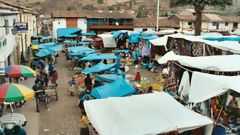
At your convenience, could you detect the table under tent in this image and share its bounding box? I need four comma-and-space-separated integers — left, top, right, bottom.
158, 50, 240, 134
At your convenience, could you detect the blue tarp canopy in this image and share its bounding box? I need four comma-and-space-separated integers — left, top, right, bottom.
38, 42, 56, 49
80, 53, 117, 61
96, 74, 123, 83
129, 33, 141, 44
140, 34, 158, 40
32, 35, 42, 38
63, 40, 71, 44
39, 42, 56, 46
111, 31, 127, 38
113, 49, 129, 54
68, 50, 95, 58
42, 36, 53, 40
67, 46, 94, 53
204, 36, 240, 41
64, 34, 79, 38
36, 49, 53, 57
82, 31, 97, 36
91, 79, 136, 99
31, 40, 39, 45
82, 62, 116, 74
57, 28, 81, 38
48, 45, 62, 52
66, 41, 91, 45
68, 52, 94, 58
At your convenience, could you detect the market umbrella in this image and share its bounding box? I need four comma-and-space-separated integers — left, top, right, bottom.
5, 65, 36, 78
0, 83, 34, 102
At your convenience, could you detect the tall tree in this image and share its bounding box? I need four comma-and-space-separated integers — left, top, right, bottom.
170, 0, 233, 35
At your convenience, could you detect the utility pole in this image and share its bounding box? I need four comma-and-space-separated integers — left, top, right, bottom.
156, 0, 160, 32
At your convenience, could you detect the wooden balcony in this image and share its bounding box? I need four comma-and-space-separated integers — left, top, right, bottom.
89, 24, 134, 30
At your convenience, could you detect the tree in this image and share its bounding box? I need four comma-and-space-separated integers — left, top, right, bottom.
97, 0, 103, 4
236, 9, 240, 16
128, 0, 135, 8
170, 0, 233, 35
136, 5, 147, 18
83, 4, 95, 10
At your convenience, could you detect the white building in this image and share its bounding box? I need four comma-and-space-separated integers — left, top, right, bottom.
0, 1, 37, 83
0, 6, 19, 81
205, 14, 240, 32
52, 10, 87, 39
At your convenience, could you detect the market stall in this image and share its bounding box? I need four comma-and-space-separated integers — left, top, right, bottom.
84, 92, 213, 135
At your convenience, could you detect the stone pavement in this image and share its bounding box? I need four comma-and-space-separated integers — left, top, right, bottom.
14, 52, 80, 135
10, 51, 160, 135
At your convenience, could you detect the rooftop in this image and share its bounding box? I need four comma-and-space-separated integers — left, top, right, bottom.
134, 17, 179, 28
52, 10, 134, 19
173, 14, 210, 22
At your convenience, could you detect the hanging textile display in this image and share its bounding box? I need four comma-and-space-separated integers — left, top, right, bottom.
167, 62, 177, 91
184, 40, 192, 56
192, 42, 203, 57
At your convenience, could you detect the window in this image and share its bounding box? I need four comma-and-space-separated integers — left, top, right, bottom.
212, 22, 219, 26
3, 39, 6, 47
188, 22, 192, 26
233, 23, 238, 29
4, 19, 9, 35
225, 22, 229, 26
13, 19, 16, 26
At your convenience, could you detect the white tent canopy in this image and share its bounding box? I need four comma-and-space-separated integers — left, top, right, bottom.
84, 92, 213, 135
158, 51, 240, 72
186, 72, 240, 103
150, 36, 168, 47
98, 34, 116, 48
154, 33, 240, 53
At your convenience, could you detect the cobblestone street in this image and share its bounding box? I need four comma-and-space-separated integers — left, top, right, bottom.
11, 51, 160, 135
15, 52, 80, 135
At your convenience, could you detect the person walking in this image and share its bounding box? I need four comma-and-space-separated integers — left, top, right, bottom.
51, 70, 58, 87
20, 52, 25, 65
43, 73, 49, 87
32, 81, 45, 112
84, 74, 92, 91
68, 78, 76, 96
135, 72, 141, 83
80, 111, 90, 135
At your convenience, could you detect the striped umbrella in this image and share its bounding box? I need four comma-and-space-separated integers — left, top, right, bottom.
0, 83, 34, 102
5, 65, 36, 78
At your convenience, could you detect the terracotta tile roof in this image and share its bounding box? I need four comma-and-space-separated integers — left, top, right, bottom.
174, 15, 210, 22
204, 14, 223, 22
134, 18, 154, 27
204, 14, 240, 23
0, 0, 36, 13
134, 17, 179, 28
159, 19, 179, 28
90, 25, 133, 30
52, 10, 134, 19
219, 16, 240, 23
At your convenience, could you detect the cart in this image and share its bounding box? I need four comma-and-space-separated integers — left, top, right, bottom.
45, 85, 58, 101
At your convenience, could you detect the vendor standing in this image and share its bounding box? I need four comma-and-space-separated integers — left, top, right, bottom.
84, 74, 92, 91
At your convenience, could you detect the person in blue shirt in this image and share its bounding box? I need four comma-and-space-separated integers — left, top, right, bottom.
4, 125, 26, 135
68, 78, 76, 96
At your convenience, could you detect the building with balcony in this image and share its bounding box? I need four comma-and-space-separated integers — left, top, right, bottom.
52, 10, 135, 38
0, 0, 37, 83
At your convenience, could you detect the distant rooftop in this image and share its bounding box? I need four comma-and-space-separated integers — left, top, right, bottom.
134, 17, 179, 28
52, 10, 135, 19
